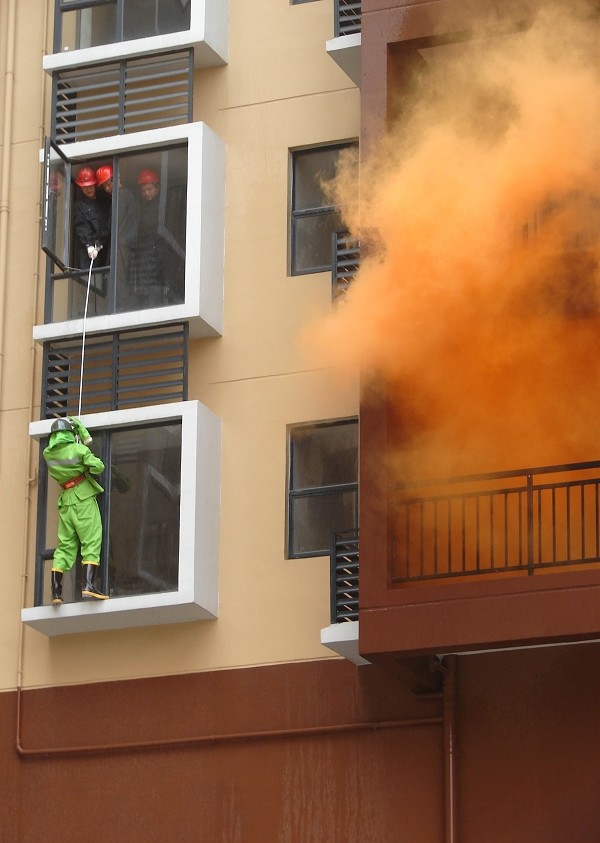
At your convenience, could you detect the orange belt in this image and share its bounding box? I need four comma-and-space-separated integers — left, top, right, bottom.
62, 473, 86, 490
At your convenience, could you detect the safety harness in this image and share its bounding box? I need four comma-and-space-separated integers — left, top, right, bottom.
61, 473, 86, 490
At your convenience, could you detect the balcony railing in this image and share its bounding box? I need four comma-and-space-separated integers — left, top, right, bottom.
391, 461, 600, 583
329, 461, 600, 619
334, 0, 361, 37
332, 231, 360, 301
330, 529, 359, 623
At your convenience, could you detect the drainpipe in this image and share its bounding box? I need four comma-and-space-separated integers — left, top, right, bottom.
443, 655, 458, 843
14, 0, 50, 704
0, 0, 17, 451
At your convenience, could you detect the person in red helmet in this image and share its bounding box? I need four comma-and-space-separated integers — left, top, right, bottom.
133, 167, 185, 308
72, 165, 111, 271
133, 168, 164, 307
96, 164, 139, 310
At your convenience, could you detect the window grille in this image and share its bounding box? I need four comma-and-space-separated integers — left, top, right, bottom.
332, 231, 360, 300
330, 529, 359, 623
334, 0, 361, 37
41, 323, 188, 417
52, 50, 193, 142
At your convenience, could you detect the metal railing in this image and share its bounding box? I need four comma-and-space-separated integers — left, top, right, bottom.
42, 323, 188, 418
52, 50, 193, 142
390, 461, 600, 582
334, 0, 361, 37
330, 529, 359, 623
332, 231, 360, 301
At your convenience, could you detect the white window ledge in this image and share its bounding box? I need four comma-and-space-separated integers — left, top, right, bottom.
321, 621, 370, 666
326, 33, 361, 87
22, 400, 220, 637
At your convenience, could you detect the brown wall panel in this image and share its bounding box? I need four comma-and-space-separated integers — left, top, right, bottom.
457, 644, 600, 843
2, 649, 599, 841
2, 660, 443, 843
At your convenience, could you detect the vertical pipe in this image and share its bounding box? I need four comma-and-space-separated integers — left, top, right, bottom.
444, 655, 457, 843
0, 0, 17, 452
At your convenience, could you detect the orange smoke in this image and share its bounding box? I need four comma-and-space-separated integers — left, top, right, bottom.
309, 4, 600, 479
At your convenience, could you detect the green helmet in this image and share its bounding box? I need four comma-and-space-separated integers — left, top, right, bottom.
50, 418, 74, 433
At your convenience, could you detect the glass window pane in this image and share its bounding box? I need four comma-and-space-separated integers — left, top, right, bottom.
123, 0, 191, 39
60, 6, 117, 51
118, 147, 187, 312
43, 150, 68, 270
292, 209, 342, 274
108, 424, 181, 597
294, 148, 341, 211
291, 491, 357, 556
51, 269, 110, 322
291, 421, 358, 489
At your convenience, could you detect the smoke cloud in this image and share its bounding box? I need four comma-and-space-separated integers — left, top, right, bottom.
309, 2, 600, 480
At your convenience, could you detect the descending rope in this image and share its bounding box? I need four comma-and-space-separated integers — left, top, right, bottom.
77, 254, 95, 418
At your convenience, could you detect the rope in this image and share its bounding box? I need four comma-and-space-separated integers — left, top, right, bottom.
77, 253, 95, 418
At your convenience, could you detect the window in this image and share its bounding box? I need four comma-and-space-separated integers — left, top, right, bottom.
288, 418, 358, 558
22, 400, 220, 635
290, 142, 357, 275
55, 0, 191, 53
37, 121, 225, 341
44, 143, 187, 320
45, 0, 227, 72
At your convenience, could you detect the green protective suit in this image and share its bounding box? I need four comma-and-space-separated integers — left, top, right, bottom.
43, 428, 105, 574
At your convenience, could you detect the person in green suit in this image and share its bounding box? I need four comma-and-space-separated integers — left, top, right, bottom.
43, 417, 109, 604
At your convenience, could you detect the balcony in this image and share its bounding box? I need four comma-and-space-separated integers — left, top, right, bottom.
324, 461, 600, 664
326, 1, 361, 86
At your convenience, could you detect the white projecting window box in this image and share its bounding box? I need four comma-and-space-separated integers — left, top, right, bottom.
22, 400, 220, 637
36, 122, 225, 343
44, 0, 228, 72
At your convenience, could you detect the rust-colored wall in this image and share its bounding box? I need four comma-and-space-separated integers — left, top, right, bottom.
1, 648, 598, 841
2, 660, 444, 843
456, 643, 600, 843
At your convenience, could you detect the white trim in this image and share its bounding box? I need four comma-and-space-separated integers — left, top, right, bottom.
326, 33, 361, 87
321, 621, 370, 666
22, 400, 221, 636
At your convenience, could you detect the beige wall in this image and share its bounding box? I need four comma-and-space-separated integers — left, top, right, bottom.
1, 0, 360, 690
0, 0, 52, 690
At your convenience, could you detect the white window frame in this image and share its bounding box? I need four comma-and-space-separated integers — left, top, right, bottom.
35, 122, 226, 343
22, 400, 221, 636
44, 0, 228, 73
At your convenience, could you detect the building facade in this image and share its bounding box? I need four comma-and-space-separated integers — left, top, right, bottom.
0, 0, 598, 841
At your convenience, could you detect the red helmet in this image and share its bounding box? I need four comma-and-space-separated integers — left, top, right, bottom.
137, 168, 159, 186
75, 166, 97, 187
96, 164, 113, 186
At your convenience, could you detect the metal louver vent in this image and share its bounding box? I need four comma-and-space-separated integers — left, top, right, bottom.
52, 50, 193, 142
332, 231, 360, 301
335, 0, 361, 37
42, 323, 188, 418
